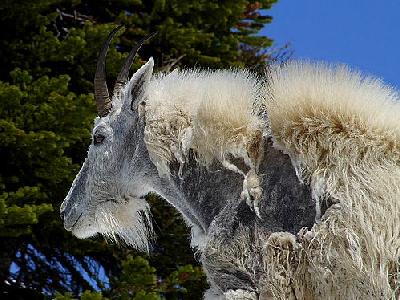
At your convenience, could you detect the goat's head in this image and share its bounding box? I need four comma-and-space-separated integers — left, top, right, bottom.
60, 26, 156, 251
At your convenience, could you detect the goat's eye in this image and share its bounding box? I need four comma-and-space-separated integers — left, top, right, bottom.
93, 134, 105, 145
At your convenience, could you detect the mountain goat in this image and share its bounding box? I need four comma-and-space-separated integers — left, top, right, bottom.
60, 27, 399, 299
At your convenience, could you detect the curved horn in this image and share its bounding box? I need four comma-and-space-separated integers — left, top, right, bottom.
113, 32, 157, 96
94, 25, 124, 117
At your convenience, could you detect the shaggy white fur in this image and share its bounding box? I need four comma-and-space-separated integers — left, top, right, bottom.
144, 69, 267, 177
264, 61, 400, 299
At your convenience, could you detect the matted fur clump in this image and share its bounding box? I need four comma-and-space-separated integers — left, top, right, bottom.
144, 69, 267, 177
263, 62, 400, 299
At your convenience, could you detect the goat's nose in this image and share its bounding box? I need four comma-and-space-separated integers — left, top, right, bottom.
60, 199, 83, 231
60, 199, 68, 221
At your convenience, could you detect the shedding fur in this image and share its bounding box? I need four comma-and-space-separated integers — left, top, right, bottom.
145, 69, 266, 176
263, 61, 400, 299
144, 69, 267, 215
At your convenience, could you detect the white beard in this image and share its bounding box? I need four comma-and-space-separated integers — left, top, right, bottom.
95, 197, 153, 252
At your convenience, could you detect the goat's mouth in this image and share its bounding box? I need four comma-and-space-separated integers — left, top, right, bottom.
63, 206, 99, 239
70, 214, 99, 239
64, 195, 153, 251
64, 212, 83, 232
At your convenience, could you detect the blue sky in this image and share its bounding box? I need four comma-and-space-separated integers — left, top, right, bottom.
261, 0, 400, 89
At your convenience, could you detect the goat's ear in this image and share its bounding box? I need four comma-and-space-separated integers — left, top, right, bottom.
125, 57, 154, 114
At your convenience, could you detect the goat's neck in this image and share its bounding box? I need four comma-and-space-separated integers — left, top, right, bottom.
165, 152, 244, 231
135, 138, 243, 239
136, 134, 317, 249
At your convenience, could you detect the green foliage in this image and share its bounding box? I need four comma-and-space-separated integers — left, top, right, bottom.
81, 291, 108, 300
110, 255, 205, 299
114, 256, 158, 298
0, 0, 278, 298
0, 68, 94, 237
56, 254, 206, 299
55, 290, 108, 300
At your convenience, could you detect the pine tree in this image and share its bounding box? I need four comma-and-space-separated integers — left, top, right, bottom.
0, 0, 278, 298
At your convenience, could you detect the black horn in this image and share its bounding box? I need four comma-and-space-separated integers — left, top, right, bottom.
113, 32, 157, 96
94, 25, 124, 117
